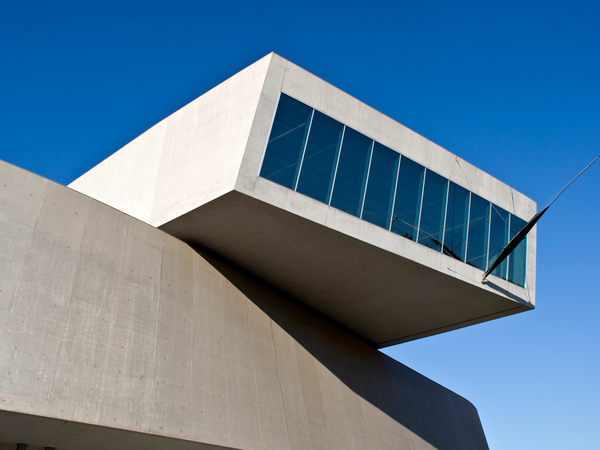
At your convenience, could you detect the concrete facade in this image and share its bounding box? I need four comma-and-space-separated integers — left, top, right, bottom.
1, 161, 488, 449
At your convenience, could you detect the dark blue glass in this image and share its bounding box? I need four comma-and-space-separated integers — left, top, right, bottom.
466, 194, 490, 271
296, 111, 344, 203
330, 128, 372, 217
444, 182, 469, 261
362, 143, 400, 229
508, 215, 527, 287
260, 94, 313, 189
418, 170, 448, 251
489, 206, 510, 279
260, 94, 521, 279
391, 157, 424, 241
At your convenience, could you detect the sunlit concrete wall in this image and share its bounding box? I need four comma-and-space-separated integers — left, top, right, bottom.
0, 161, 488, 449
69, 55, 270, 225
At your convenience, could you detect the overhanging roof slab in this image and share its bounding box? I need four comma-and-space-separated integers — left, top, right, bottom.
161, 189, 532, 348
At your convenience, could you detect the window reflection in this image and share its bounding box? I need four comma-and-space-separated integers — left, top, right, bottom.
296, 111, 344, 203
418, 170, 448, 251
362, 143, 399, 229
330, 128, 372, 217
391, 157, 424, 241
466, 193, 490, 271
508, 216, 527, 286
444, 182, 469, 261
489, 206, 510, 279
261, 94, 313, 189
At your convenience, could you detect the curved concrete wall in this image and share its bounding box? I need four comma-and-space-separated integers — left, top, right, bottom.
0, 161, 488, 449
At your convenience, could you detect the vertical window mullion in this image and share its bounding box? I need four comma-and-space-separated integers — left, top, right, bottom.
327, 125, 345, 205
258, 93, 283, 172
506, 214, 512, 281
388, 155, 401, 230
486, 202, 492, 271
464, 192, 472, 262
415, 169, 427, 243
522, 236, 527, 287
441, 180, 449, 252
293, 109, 314, 191
359, 141, 374, 218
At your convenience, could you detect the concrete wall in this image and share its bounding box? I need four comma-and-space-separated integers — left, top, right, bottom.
69, 55, 271, 225
0, 161, 489, 449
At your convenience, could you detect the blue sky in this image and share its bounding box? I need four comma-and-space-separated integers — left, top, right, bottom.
1, 1, 599, 448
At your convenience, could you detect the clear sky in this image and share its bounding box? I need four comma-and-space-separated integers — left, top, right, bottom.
1, 1, 599, 448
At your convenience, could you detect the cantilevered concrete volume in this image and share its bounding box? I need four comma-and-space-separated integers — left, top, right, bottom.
71, 52, 537, 347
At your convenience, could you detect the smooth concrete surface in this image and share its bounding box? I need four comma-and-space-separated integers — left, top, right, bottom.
1, 161, 489, 449
161, 190, 531, 347
69, 53, 536, 345
0, 410, 232, 450
69, 55, 269, 225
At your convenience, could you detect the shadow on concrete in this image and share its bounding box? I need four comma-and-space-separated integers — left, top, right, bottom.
198, 249, 489, 450
482, 279, 533, 305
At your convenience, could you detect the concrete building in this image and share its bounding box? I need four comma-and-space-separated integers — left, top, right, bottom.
0, 53, 536, 449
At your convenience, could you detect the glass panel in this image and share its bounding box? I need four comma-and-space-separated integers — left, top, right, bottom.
444, 182, 469, 261
330, 128, 372, 217
260, 94, 313, 189
391, 157, 425, 241
466, 193, 490, 270
296, 111, 344, 203
260, 95, 520, 278
362, 143, 400, 229
418, 170, 448, 251
489, 206, 510, 279
508, 215, 527, 287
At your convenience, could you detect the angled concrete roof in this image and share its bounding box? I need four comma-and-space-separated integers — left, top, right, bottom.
70, 53, 537, 347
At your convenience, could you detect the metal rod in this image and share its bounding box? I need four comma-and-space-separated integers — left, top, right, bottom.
482, 155, 599, 283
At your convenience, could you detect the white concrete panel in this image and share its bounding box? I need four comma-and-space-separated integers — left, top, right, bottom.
68, 121, 167, 223
0, 182, 90, 417
0, 163, 48, 348
70, 54, 273, 228
149, 237, 195, 439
